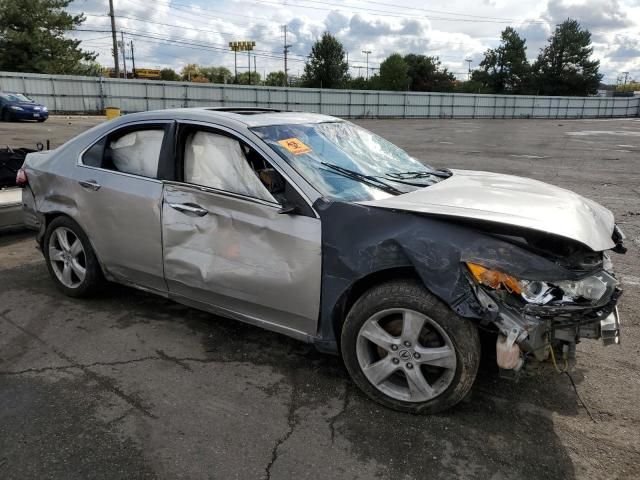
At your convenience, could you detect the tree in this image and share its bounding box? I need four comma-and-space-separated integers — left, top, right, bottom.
616, 80, 639, 92
472, 27, 530, 94
453, 79, 492, 94
302, 32, 349, 88
190, 75, 210, 83
79, 61, 104, 77
348, 76, 370, 90
532, 19, 602, 96
199, 66, 232, 83
0, 0, 96, 74
265, 71, 286, 86
236, 71, 261, 85
404, 54, 455, 92
159, 68, 180, 81
377, 53, 409, 91
181, 63, 201, 81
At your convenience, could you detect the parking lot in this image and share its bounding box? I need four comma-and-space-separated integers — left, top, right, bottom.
1, 115, 639, 479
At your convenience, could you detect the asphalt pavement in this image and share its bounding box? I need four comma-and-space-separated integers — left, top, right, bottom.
1, 115, 639, 479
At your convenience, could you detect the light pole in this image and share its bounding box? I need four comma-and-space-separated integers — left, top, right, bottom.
465, 58, 472, 80
362, 50, 371, 80
229, 41, 255, 84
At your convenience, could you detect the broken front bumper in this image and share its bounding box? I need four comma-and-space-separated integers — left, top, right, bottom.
473, 276, 622, 369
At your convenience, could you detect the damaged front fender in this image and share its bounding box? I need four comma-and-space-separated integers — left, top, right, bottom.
315, 200, 595, 351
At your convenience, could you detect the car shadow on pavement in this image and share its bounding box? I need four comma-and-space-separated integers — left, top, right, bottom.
106, 282, 580, 480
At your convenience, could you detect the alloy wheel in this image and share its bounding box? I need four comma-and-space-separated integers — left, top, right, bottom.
355, 308, 457, 403
48, 227, 87, 288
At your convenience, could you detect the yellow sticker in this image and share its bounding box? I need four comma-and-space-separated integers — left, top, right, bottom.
277, 138, 311, 155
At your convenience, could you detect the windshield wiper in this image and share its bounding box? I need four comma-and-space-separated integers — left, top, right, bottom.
320, 162, 402, 195
386, 168, 452, 180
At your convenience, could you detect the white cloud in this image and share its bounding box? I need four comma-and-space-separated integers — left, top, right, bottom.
67, 0, 640, 83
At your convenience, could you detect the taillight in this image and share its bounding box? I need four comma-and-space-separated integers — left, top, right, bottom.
16, 168, 28, 188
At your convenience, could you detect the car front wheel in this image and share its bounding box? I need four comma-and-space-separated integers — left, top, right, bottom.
43, 216, 104, 297
341, 279, 481, 414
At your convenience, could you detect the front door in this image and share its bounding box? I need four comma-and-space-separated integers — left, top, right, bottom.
161, 125, 322, 337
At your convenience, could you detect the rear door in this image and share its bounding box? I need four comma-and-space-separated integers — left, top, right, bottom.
161, 123, 322, 337
74, 121, 174, 292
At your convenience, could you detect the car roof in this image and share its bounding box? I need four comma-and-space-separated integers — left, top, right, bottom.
118, 108, 340, 128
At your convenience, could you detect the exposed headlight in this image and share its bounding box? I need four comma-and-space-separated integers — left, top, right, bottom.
10, 105, 24, 111
466, 262, 612, 305
42, 106, 48, 112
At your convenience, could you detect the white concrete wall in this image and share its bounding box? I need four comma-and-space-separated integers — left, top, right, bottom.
1, 71, 638, 118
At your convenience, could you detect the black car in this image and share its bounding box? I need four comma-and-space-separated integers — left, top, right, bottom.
0, 92, 48, 122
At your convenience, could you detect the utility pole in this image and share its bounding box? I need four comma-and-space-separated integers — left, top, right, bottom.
108, 0, 119, 77
130, 41, 136, 78
465, 58, 472, 80
283, 25, 291, 87
362, 50, 371, 80
233, 48, 238, 83
120, 31, 127, 79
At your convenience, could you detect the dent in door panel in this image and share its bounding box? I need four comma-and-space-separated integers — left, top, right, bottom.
162, 184, 322, 333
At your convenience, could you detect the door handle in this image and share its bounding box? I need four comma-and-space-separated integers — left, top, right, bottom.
78, 179, 101, 191
168, 202, 209, 217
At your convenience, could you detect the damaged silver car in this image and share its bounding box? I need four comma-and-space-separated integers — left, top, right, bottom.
19, 108, 625, 414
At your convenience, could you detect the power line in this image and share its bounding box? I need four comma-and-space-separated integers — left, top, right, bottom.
341, 0, 543, 22
244, 0, 550, 25
77, 13, 311, 60
75, 28, 308, 64
125, 0, 640, 39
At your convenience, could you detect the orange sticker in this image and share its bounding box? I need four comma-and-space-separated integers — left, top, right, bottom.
277, 138, 311, 155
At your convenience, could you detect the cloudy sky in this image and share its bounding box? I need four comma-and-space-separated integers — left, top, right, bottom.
69, 0, 640, 83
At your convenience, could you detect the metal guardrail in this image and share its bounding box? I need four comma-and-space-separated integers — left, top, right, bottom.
1, 71, 638, 119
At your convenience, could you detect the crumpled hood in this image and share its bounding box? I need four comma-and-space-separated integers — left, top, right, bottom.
359, 169, 616, 252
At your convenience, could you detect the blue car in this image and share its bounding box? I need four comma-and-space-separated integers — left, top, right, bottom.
0, 92, 49, 122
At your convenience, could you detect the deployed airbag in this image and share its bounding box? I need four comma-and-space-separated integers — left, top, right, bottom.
110, 130, 163, 178
184, 131, 275, 202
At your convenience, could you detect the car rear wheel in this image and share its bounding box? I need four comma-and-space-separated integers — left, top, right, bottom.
43, 216, 104, 297
341, 279, 481, 414
1, 109, 12, 122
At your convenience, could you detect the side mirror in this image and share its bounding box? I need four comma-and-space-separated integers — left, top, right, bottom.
277, 202, 298, 215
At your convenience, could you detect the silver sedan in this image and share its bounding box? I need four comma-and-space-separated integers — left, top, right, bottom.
20, 108, 624, 413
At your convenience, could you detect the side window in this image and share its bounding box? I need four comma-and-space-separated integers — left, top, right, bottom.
82, 127, 164, 179
183, 130, 281, 203
107, 130, 164, 178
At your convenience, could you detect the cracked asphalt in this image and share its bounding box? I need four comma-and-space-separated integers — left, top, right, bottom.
1, 116, 640, 479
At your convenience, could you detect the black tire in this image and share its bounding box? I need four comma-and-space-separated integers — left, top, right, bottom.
37, 118, 46, 123
1, 109, 12, 122
341, 279, 481, 414
43, 216, 105, 297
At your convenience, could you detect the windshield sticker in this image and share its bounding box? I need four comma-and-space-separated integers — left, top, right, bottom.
277, 138, 311, 155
